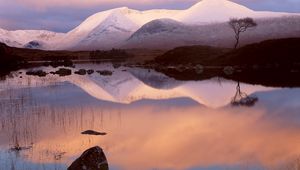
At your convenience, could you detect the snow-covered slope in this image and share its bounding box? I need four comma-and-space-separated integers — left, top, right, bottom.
124, 19, 192, 49
0, 28, 64, 49
177, 0, 288, 24
1, 0, 298, 50
125, 16, 300, 49
56, 7, 180, 50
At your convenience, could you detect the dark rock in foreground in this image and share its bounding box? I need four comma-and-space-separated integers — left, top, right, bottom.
68, 146, 109, 170
81, 130, 107, 136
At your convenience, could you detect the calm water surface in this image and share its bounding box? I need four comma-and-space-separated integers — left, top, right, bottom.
0, 64, 300, 170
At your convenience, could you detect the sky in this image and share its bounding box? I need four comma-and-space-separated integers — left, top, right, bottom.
0, 0, 299, 33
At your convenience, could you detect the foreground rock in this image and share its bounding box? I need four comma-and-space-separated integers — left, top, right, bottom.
68, 146, 109, 170
81, 130, 107, 136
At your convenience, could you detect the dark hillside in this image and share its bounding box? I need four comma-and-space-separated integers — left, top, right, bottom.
217, 38, 300, 66
155, 45, 229, 65
155, 38, 300, 67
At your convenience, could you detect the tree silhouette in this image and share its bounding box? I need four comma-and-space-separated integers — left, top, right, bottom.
229, 17, 257, 49
231, 81, 258, 107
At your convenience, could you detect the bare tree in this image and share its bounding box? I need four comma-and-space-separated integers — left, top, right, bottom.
229, 17, 257, 49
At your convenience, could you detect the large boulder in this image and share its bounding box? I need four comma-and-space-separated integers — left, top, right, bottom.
68, 146, 109, 170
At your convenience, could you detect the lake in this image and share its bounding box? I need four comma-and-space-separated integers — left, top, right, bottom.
0, 64, 300, 170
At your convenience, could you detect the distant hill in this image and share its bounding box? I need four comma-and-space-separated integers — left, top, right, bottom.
0, 42, 132, 76
0, 43, 25, 75
155, 45, 229, 65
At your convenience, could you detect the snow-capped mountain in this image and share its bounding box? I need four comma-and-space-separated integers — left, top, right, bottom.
0, 0, 299, 50
0, 28, 64, 49
56, 7, 180, 50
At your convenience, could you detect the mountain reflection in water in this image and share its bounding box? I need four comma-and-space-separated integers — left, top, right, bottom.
0, 64, 300, 170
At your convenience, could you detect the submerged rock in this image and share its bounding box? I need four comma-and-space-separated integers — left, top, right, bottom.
81, 130, 107, 136
97, 70, 113, 76
68, 146, 109, 170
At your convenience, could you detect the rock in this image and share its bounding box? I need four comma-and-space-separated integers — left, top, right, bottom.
75, 69, 87, 75
87, 70, 94, 75
81, 130, 107, 136
195, 64, 204, 74
223, 66, 235, 75
54, 68, 72, 76
68, 146, 109, 170
26, 70, 47, 77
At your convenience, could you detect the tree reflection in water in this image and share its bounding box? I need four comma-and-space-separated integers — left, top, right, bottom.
231, 81, 258, 107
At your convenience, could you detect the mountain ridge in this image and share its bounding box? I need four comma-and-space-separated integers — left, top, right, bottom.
0, 0, 299, 50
